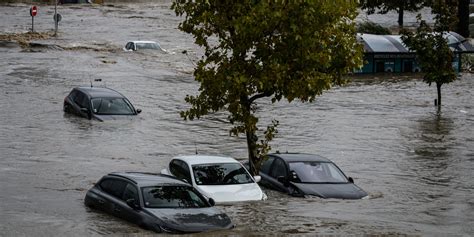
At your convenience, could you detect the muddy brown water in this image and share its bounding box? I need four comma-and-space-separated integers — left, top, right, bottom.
1, 2, 473, 236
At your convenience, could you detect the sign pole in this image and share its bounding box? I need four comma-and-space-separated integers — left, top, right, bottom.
32, 14, 34, 32
54, 1, 58, 36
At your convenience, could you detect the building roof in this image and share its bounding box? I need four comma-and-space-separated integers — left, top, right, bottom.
175, 155, 240, 166
358, 31, 474, 54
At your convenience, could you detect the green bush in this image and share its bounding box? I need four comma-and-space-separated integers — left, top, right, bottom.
357, 21, 391, 35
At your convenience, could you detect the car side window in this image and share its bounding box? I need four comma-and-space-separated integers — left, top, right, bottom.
260, 156, 275, 174
170, 160, 191, 183
270, 158, 287, 179
73, 91, 89, 109
99, 178, 127, 199
122, 183, 139, 205
68, 90, 78, 101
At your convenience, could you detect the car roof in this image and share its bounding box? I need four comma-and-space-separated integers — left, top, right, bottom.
269, 153, 332, 163
107, 172, 190, 187
174, 155, 240, 166
75, 86, 125, 98
128, 41, 158, 44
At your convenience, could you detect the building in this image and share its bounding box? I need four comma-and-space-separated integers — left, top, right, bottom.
356, 32, 474, 74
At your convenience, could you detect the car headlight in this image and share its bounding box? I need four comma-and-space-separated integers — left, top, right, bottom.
361, 195, 370, 200
262, 192, 268, 200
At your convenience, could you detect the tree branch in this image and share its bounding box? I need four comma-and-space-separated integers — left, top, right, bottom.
249, 91, 273, 104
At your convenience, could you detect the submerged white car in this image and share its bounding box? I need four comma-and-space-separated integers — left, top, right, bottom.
161, 155, 267, 203
123, 41, 167, 53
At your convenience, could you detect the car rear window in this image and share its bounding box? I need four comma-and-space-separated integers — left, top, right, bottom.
192, 163, 254, 185
142, 186, 208, 208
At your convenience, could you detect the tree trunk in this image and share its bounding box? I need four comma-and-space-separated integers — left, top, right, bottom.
398, 6, 404, 27
436, 82, 442, 108
242, 96, 258, 176
457, 0, 470, 37
245, 129, 258, 176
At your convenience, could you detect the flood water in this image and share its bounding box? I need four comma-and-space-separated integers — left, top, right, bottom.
1, 2, 473, 236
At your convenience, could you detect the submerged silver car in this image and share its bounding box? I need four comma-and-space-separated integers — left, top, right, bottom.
63, 86, 141, 121
84, 172, 233, 234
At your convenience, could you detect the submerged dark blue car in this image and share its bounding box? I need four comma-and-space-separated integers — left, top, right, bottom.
84, 172, 233, 234
257, 153, 368, 199
64, 86, 141, 121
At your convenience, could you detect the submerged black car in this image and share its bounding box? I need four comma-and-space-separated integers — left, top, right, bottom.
84, 172, 233, 234
64, 86, 141, 121
257, 153, 368, 199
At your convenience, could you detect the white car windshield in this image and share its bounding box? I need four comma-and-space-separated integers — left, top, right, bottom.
142, 186, 208, 208
289, 162, 348, 183
91, 98, 134, 115
192, 163, 254, 185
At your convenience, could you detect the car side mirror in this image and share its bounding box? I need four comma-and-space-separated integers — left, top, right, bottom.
253, 175, 261, 183
277, 176, 290, 187
136, 109, 142, 114
208, 198, 215, 207
126, 199, 140, 210
289, 170, 299, 181
348, 177, 354, 183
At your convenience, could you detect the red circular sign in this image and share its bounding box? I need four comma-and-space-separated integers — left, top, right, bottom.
30, 6, 37, 17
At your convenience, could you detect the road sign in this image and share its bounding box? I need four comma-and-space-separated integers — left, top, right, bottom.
54, 13, 62, 22
30, 6, 37, 17
30, 6, 37, 32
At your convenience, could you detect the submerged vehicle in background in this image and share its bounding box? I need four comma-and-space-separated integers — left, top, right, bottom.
161, 155, 267, 203
84, 172, 233, 234
123, 41, 167, 53
256, 153, 368, 199
63, 86, 141, 121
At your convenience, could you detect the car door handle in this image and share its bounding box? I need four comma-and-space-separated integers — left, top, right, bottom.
98, 200, 105, 204
113, 206, 121, 213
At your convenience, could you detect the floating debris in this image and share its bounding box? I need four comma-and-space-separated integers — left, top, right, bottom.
0, 31, 53, 48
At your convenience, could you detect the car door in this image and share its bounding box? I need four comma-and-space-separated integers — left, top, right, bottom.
118, 182, 143, 225
97, 178, 127, 216
68, 89, 82, 115
72, 91, 91, 118
258, 156, 274, 187
268, 158, 290, 193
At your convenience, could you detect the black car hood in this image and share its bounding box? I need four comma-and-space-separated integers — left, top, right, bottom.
144, 207, 232, 233
291, 182, 368, 199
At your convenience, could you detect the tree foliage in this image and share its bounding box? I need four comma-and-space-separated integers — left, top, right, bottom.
357, 21, 392, 35
360, 0, 425, 27
172, 1, 363, 174
401, 0, 458, 108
